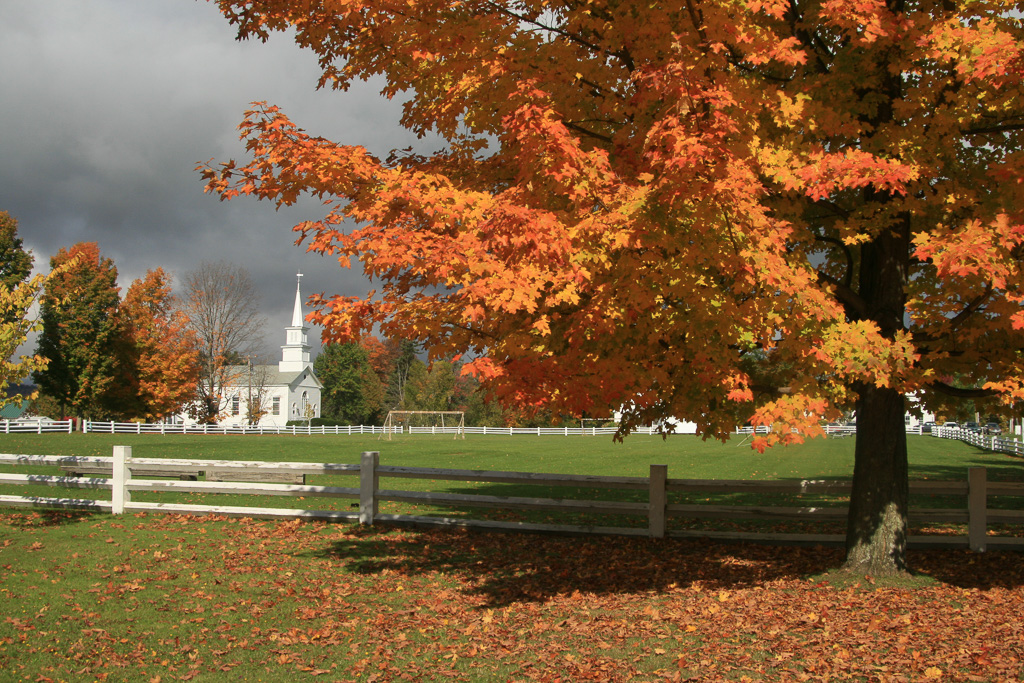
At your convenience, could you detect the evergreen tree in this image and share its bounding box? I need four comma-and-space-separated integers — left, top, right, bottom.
34, 243, 120, 418
314, 341, 385, 424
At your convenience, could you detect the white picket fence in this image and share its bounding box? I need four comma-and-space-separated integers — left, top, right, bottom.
1, 448, 1021, 551
8, 421, 1023, 454
1, 419, 74, 434
932, 425, 1024, 457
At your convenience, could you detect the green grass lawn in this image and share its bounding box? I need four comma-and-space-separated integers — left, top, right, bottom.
1, 430, 1017, 479
1, 511, 1023, 682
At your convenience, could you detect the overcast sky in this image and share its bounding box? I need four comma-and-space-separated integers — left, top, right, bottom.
1, 0, 435, 357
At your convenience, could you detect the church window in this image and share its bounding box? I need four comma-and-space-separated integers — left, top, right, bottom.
272, 397, 280, 415
230, 395, 240, 416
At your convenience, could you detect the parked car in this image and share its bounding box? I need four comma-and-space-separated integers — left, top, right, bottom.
985, 422, 1003, 435
964, 421, 981, 433
921, 421, 936, 433
942, 421, 960, 430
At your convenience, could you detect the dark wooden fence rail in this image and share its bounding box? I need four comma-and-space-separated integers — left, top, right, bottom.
0, 449, 1021, 551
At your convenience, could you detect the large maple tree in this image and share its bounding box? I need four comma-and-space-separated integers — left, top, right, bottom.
202, 0, 1024, 574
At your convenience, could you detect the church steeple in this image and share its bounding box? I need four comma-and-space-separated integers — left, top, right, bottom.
279, 272, 312, 373
291, 272, 305, 327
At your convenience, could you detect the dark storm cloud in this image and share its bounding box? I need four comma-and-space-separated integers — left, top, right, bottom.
0, 0, 435, 354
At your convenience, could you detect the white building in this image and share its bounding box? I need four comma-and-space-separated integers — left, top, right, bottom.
217, 274, 322, 427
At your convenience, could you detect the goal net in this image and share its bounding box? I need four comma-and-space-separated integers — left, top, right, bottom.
581, 417, 616, 435
382, 410, 466, 440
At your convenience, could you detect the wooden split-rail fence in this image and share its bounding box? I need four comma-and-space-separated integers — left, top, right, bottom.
0, 448, 1022, 552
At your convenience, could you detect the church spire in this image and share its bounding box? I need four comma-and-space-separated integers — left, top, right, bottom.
279, 272, 312, 373
291, 272, 304, 327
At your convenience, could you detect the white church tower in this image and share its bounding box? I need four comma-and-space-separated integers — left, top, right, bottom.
279, 272, 313, 373
201, 273, 322, 427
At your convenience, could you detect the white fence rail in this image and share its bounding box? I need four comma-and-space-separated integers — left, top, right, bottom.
8, 421, 1023, 454
1, 419, 74, 434
82, 421, 388, 436
1, 449, 1021, 551
736, 424, 915, 437
73, 422, 637, 436
445, 425, 628, 436
933, 425, 1024, 457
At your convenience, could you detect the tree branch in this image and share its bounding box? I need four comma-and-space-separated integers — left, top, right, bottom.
481, 1, 634, 73
564, 121, 615, 144
928, 380, 998, 399
962, 121, 1024, 136
816, 270, 867, 318
948, 282, 994, 329
813, 233, 855, 288
913, 282, 994, 347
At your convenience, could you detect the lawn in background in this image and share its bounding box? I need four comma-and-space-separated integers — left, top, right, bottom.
0, 430, 1016, 479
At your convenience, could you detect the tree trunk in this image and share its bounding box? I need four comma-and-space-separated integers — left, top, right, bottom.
843, 386, 910, 575
842, 192, 911, 575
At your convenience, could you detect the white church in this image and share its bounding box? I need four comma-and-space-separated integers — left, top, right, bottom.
214, 274, 322, 427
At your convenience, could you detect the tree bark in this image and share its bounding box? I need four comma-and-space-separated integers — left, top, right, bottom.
844, 383, 909, 575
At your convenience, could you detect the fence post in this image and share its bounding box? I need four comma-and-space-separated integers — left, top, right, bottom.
968, 466, 987, 552
112, 445, 132, 515
649, 464, 668, 538
360, 451, 380, 526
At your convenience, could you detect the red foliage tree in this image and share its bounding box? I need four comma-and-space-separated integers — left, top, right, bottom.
109, 268, 200, 421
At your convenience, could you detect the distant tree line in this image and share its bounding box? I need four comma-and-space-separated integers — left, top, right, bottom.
31, 242, 199, 421
313, 337, 580, 427
25, 245, 266, 424
1, 213, 587, 426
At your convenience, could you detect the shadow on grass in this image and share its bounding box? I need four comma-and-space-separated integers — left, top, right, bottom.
309, 525, 847, 607
0, 509, 100, 527
906, 450, 1024, 482
305, 523, 1024, 605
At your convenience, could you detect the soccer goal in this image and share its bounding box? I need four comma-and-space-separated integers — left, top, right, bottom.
581, 417, 616, 435
382, 410, 466, 440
